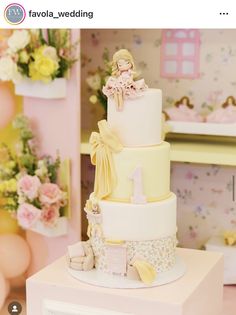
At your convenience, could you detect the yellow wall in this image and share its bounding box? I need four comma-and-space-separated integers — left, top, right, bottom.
0, 82, 23, 149
0, 83, 23, 235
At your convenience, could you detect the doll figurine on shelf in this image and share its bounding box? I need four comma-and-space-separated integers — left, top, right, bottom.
164, 96, 203, 122
102, 49, 147, 111
206, 96, 236, 123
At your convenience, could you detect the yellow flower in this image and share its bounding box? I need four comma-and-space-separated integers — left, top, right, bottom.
19, 50, 29, 63
6, 197, 16, 206
0, 179, 17, 193
89, 95, 98, 104
86, 74, 101, 91
0, 166, 11, 176
0, 147, 9, 163
5, 161, 16, 169
29, 45, 59, 82
0, 182, 5, 193
7, 179, 17, 192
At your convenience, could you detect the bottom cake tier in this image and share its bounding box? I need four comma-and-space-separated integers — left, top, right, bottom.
83, 193, 178, 282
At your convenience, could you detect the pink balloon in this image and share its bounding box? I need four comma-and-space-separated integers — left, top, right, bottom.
0, 83, 16, 129
0, 271, 6, 310
0, 234, 31, 279
9, 273, 26, 289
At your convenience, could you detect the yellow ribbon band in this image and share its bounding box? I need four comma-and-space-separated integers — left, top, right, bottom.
90, 120, 123, 200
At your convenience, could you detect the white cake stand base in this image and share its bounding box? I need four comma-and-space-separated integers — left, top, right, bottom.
67, 255, 186, 289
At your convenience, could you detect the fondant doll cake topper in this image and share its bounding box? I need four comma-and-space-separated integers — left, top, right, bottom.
102, 49, 147, 111
164, 96, 203, 122
206, 95, 236, 123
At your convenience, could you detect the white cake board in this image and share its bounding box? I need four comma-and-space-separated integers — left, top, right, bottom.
67, 255, 186, 289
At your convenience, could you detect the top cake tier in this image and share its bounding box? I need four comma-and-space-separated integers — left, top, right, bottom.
107, 88, 162, 147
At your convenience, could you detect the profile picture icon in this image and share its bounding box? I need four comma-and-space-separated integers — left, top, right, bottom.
8, 301, 22, 314
4, 3, 26, 25
12, 305, 18, 312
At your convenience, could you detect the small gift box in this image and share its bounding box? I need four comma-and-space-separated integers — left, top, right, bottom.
15, 78, 67, 99
205, 235, 236, 284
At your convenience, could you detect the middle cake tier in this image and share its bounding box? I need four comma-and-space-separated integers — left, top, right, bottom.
98, 193, 177, 241
105, 141, 170, 202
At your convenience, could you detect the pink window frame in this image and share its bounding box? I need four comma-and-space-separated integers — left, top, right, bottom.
161, 29, 200, 79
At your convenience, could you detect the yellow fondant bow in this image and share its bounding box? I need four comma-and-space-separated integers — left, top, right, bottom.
90, 120, 123, 199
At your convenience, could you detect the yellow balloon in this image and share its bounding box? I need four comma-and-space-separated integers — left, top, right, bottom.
0, 210, 20, 235
0, 83, 16, 129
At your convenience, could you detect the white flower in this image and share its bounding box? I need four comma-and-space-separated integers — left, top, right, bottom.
15, 142, 24, 155
42, 46, 59, 62
37, 160, 46, 168
86, 73, 101, 91
35, 165, 48, 179
7, 30, 30, 53
30, 29, 39, 36
18, 195, 26, 205
35, 160, 48, 179
0, 56, 21, 83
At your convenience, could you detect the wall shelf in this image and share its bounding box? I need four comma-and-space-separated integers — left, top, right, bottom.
81, 130, 236, 166
169, 140, 236, 166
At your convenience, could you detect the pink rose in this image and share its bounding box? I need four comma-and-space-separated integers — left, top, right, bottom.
17, 203, 41, 229
40, 203, 60, 227
17, 175, 41, 201
39, 183, 62, 205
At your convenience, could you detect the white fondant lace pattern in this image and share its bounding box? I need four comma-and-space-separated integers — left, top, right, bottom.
90, 234, 177, 274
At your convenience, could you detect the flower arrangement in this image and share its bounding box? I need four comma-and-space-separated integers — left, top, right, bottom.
86, 48, 112, 115
0, 29, 77, 83
0, 115, 67, 230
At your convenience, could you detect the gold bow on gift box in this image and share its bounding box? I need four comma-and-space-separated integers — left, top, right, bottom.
90, 120, 123, 199
223, 231, 236, 246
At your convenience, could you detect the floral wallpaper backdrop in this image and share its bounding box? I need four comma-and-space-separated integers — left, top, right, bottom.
81, 29, 236, 247
172, 163, 236, 249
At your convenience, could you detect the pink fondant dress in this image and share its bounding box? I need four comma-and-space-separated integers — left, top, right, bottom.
165, 104, 203, 122
206, 105, 236, 123
102, 69, 147, 99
